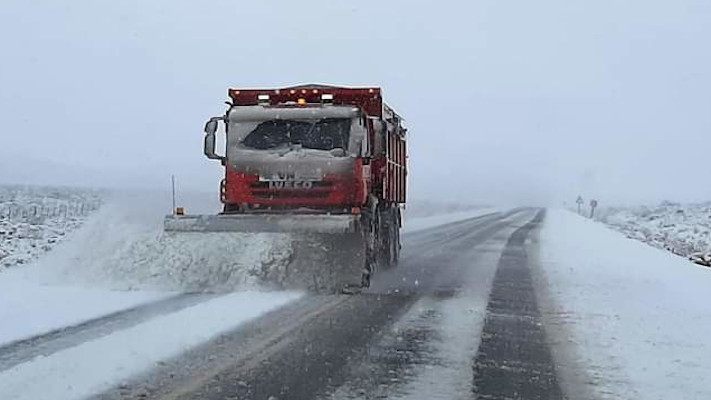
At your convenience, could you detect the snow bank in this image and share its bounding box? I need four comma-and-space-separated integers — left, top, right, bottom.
0, 291, 301, 400
597, 202, 711, 263
0, 270, 167, 346
540, 209, 711, 399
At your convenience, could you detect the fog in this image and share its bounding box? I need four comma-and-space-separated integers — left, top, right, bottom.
1, 0, 710, 206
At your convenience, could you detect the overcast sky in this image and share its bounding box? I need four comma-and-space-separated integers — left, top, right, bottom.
1, 0, 709, 206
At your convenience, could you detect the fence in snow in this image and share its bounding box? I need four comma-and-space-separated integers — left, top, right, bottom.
0, 201, 102, 221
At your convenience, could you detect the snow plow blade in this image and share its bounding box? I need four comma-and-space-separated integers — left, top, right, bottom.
163, 214, 361, 234
163, 214, 370, 293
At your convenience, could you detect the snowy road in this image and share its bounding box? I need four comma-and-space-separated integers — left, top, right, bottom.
3, 208, 707, 399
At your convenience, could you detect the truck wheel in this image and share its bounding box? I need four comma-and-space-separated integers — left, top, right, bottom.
377, 221, 388, 268
361, 211, 377, 287
361, 235, 375, 288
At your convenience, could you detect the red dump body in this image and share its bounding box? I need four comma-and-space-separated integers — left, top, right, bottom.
221, 85, 407, 213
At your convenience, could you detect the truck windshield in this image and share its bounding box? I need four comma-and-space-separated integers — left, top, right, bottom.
241, 118, 350, 151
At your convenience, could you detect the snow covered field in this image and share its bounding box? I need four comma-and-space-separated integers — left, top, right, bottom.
0, 185, 102, 269
596, 202, 711, 266
539, 210, 711, 399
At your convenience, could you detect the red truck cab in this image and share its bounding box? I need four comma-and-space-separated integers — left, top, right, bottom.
203, 84, 407, 215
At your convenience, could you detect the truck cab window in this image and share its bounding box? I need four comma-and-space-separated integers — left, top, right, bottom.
300, 118, 351, 151
242, 118, 351, 152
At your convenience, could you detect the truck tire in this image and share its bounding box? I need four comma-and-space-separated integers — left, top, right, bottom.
361, 209, 377, 288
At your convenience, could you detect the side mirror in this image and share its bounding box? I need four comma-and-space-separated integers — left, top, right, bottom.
205, 118, 219, 135
204, 117, 225, 161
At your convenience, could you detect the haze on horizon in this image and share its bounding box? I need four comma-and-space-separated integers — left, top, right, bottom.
1, 0, 709, 207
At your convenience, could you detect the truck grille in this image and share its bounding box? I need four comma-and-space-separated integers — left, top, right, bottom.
249, 181, 333, 189
249, 181, 333, 200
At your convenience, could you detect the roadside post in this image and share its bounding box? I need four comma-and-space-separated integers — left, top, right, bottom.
576, 196, 584, 215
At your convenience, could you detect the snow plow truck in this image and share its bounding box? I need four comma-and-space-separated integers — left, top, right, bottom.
164, 84, 407, 292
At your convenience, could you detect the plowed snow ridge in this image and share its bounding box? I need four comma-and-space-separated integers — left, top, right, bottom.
37, 200, 296, 292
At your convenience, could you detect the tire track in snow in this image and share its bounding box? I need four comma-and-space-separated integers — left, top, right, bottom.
323, 292, 451, 400
0, 293, 218, 372
368, 208, 531, 296
472, 209, 565, 399
323, 210, 539, 399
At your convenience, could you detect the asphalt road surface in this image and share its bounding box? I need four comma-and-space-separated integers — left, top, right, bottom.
76, 208, 565, 400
